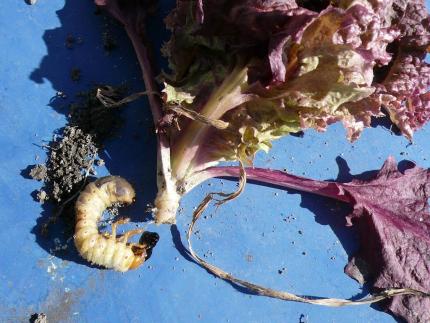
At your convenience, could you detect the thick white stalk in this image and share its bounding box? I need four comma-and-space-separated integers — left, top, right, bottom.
153, 185, 181, 224
125, 26, 179, 224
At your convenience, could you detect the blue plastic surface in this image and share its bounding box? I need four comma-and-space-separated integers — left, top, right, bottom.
1, 1, 429, 322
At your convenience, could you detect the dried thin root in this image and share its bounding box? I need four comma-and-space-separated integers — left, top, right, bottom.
96, 87, 158, 108
188, 161, 246, 220
185, 166, 430, 306
74, 176, 159, 272
167, 105, 229, 130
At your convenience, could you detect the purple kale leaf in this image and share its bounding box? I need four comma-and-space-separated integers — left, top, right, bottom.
339, 157, 430, 322
349, 0, 430, 140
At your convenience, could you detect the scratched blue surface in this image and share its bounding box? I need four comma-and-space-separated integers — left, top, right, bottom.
0, 1, 429, 322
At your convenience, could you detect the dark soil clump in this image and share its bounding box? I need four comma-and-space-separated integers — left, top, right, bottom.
46, 126, 97, 203
30, 86, 126, 232
70, 86, 125, 140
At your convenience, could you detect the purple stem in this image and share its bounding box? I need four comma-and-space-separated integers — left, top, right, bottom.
95, 0, 176, 222
125, 27, 173, 184
95, 1, 164, 123
198, 166, 352, 203
125, 27, 163, 124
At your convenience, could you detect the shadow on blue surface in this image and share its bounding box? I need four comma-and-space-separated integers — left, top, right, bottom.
171, 215, 371, 300
184, 155, 415, 312
24, 0, 160, 267
370, 112, 402, 136
170, 224, 260, 296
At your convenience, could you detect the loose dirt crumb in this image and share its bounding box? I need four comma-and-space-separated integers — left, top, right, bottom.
29, 313, 47, 323
95, 158, 105, 166
29, 164, 47, 181
37, 190, 48, 204
56, 91, 67, 99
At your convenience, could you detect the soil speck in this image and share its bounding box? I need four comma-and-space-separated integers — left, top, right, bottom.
95, 159, 105, 167
29, 313, 47, 323
37, 190, 48, 204
65, 35, 76, 49
299, 313, 308, 323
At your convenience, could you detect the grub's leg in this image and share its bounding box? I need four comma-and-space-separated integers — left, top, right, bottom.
111, 218, 130, 238
117, 229, 145, 243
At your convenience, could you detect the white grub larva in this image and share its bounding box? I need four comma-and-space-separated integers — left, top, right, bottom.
74, 176, 159, 272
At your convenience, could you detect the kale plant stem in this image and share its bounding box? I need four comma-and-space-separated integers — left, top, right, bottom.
125, 26, 178, 223
189, 166, 352, 203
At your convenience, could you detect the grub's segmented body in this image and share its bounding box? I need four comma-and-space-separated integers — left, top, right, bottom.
74, 176, 158, 272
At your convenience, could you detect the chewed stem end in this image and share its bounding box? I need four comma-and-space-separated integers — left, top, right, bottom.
154, 189, 180, 224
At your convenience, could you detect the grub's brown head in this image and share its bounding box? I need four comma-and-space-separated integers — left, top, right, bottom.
128, 232, 160, 270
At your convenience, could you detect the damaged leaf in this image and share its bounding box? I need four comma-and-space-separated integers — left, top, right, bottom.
343, 157, 430, 322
